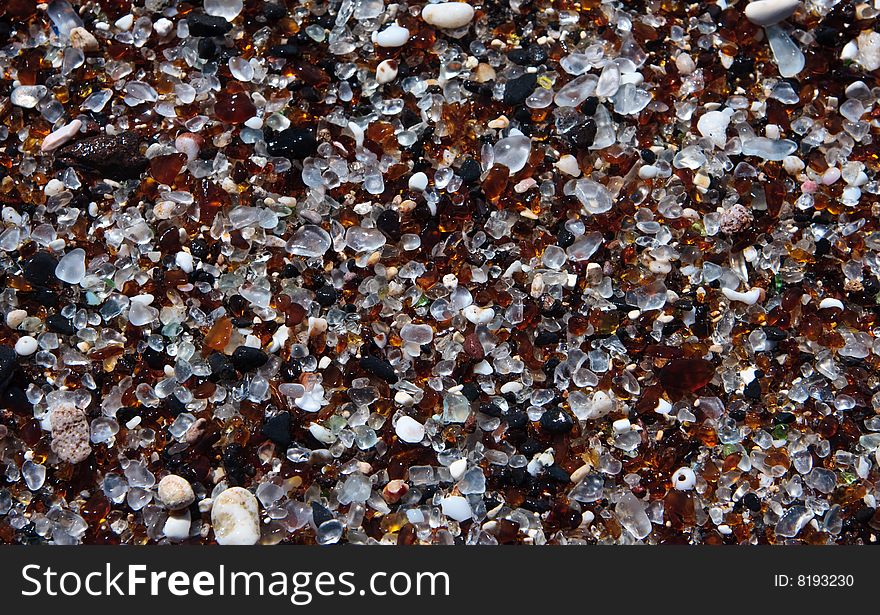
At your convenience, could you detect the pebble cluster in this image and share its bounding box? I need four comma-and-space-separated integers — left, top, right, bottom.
0, 0, 879, 545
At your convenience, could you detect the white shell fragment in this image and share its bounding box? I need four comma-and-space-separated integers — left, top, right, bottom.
41, 119, 82, 152
211, 487, 261, 545
421, 2, 475, 29
744, 0, 800, 26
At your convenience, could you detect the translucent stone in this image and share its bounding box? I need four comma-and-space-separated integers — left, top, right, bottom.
81, 89, 113, 112
129, 300, 158, 326
316, 519, 344, 544
740, 136, 797, 161
204, 0, 243, 21
123, 81, 158, 104
570, 474, 604, 502
103, 473, 129, 503
55, 248, 86, 284
568, 178, 612, 214
566, 232, 603, 261
492, 133, 531, 173
542, 245, 567, 269
458, 467, 486, 494
168, 413, 195, 439
840, 98, 865, 122
615, 492, 651, 539
775, 505, 813, 538
596, 62, 621, 98
525, 87, 554, 109
286, 224, 332, 257
47, 0, 83, 37
229, 57, 255, 82
255, 482, 285, 507
90, 417, 119, 443
338, 473, 372, 504
400, 323, 433, 344
766, 25, 804, 78
345, 226, 386, 252
442, 393, 471, 423
11, 86, 47, 109
22, 461, 46, 491
554, 74, 597, 107
124, 461, 156, 489
612, 83, 652, 115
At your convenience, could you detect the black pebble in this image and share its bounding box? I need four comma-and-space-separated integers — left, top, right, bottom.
571, 118, 597, 149
729, 54, 754, 78
504, 408, 528, 430
743, 378, 762, 400
21, 252, 58, 286
221, 443, 252, 486
189, 238, 209, 259
503, 73, 538, 106
315, 285, 338, 307
263, 2, 287, 20
266, 128, 318, 159
208, 352, 236, 381
377, 209, 401, 242
268, 44, 300, 58
46, 314, 75, 335
535, 331, 561, 347
231, 346, 269, 372
556, 227, 575, 248
507, 45, 547, 66
461, 382, 480, 402
262, 412, 292, 448
142, 346, 167, 371
742, 492, 761, 512
197, 37, 217, 60
459, 158, 482, 184
311, 502, 334, 525
0, 21, 13, 43
547, 465, 571, 483
360, 355, 398, 384
187, 14, 233, 37
540, 407, 574, 434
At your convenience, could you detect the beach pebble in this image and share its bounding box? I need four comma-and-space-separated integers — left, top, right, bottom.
422, 2, 475, 29
819, 297, 844, 310
409, 171, 429, 191
55, 248, 87, 285
672, 467, 696, 491
6, 309, 27, 329
744, 0, 799, 26
50, 404, 92, 464
157, 474, 196, 510
41, 119, 82, 152
163, 511, 192, 541
555, 154, 581, 177
371, 24, 410, 47
211, 486, 261, 545
718, 203, 754, 234
697, 110, 730, 148
852, 30, 880, 72
69, 27, 99, 51
440, 495, 472, 522
14, 336, 38, 356
175, 132, 203, 161
463, 305, 494, 324
395, 415, 426, 443
376, 59, 399, 84
722, 286, 764, 305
